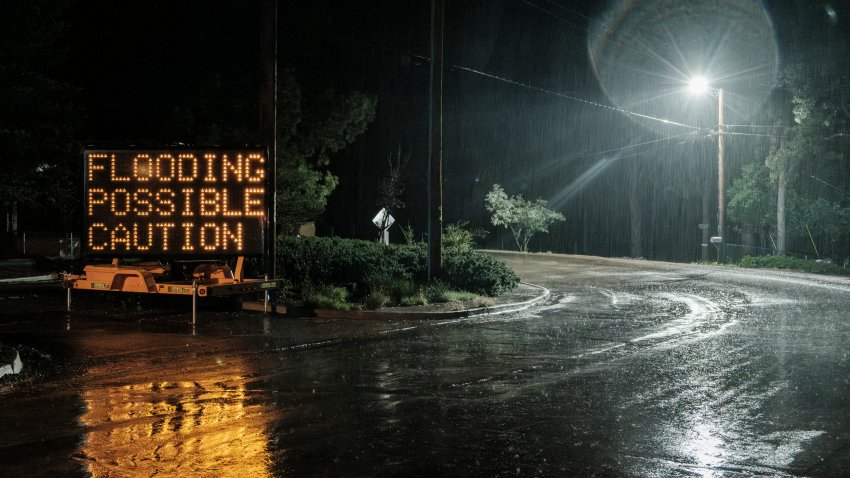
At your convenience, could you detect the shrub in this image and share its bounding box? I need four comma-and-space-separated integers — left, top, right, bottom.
443, 250, 520, 296
400, 224, 417, 246
400, 289, 428, 306
443, 221, 487, 255
386, 241, 427, 282
738, 255, 850, 276
363, 290, 391, 310
444, 290, 477, 302
363, 268, 417, 305
302, 284, 352, 310
425, 281, 451, 303
473, 297, 496, 308
276, 235, 519, 305
277, 236, 426, 294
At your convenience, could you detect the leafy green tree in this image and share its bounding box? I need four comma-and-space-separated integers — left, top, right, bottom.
791, 197, 850, 257
276, 70, 377, 235
485, 184, 565, 252
761, 62, 848, 255
764, 109, 821, 254
728, 163, 775, 238
277, 163, 340, 236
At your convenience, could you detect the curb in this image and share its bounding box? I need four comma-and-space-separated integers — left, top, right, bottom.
315, 282, 551, 320
0, 345, 23, 378
242, 301, 288, 314
0, 274, 57, 284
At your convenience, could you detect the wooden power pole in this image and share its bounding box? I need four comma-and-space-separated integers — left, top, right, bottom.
428, 0, 444, 280
260, 0, 278, 300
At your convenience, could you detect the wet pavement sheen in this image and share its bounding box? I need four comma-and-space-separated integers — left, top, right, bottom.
1, 253, 850, 476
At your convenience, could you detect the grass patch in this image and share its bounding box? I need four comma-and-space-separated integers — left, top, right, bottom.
442, 290, 477, 302
424, 283, 482, 305
472, 297, 496, 308
737, 255, 850, 276
302, 284, 353, 310
399, 289, 428, 307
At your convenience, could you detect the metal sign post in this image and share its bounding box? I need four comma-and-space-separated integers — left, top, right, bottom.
192, 280, 198, 326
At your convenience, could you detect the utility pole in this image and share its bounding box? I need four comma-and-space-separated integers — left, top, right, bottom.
260, 0, 278, 304
717, 88, 725, 263
701, 179, 710, 261
427, 0, 444, 280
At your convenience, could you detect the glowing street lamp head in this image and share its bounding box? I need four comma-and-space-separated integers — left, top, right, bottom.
689, 76, 710, 95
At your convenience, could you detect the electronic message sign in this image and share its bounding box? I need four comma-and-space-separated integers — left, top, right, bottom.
84, 149, 269, 256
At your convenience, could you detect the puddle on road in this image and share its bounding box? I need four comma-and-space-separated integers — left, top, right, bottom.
75, 358, 278, 477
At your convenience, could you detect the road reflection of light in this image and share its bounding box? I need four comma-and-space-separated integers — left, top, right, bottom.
77, 362, 274, 477
684, 419, 724, 477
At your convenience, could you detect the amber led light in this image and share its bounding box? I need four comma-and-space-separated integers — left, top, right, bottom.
84, 150, 267, 255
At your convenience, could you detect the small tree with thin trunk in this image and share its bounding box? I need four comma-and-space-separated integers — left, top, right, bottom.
485, 184, 565, 252
374, 150, 408, 240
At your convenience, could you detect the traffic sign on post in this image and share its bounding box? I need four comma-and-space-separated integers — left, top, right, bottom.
372, 208, 395, 245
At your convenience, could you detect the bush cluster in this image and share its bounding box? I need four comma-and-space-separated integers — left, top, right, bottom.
276, 236, 519, 307
277, 236, 426, 288
738, 255, 850, 276
443, 251, 520, 297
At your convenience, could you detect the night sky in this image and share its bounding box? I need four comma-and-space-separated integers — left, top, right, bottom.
16, 0, 850, 260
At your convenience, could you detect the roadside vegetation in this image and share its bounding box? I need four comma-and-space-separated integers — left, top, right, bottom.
485, 184, 565, 252
736, 255, 850, 276
276, 224, 519, 310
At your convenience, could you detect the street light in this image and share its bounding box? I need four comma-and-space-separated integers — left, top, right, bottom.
688, 76, 709, 95
690, 76, 725, 262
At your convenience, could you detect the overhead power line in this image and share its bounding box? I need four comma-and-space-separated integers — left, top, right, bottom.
809, 175, 850, 200
562, 130, 706, 163
451, 64, 706, 131
724, 124, 786, 128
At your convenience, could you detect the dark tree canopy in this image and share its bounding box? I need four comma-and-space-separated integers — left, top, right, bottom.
0, 0, 81, 236
276, 70, 377, 235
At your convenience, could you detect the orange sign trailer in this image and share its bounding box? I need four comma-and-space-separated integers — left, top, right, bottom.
63, 257, 281, 322
65, 148, 282, 323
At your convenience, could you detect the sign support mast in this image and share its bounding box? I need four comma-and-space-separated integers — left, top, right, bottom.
427, 0, 444, 280
261, 0, 279, 310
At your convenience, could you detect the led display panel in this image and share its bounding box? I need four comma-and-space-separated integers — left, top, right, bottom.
84, 150, 268, 256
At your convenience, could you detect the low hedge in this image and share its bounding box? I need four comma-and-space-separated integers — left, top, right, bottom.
277, 236, 425, 288
443, 251, 520, 296
738, 255, 850, 276
276, 236, 518, 298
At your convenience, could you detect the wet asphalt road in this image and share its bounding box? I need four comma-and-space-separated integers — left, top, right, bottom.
1, 252, 850, 477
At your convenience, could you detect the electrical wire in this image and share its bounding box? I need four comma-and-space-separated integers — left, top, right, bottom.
560, 130, 707, 164
720, 131, 775, 138
521, 0, 588, 33
520, 0, 652, 62
451, 64, 705, 131
724, 124, 786, 128
809, 175, 850, 200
